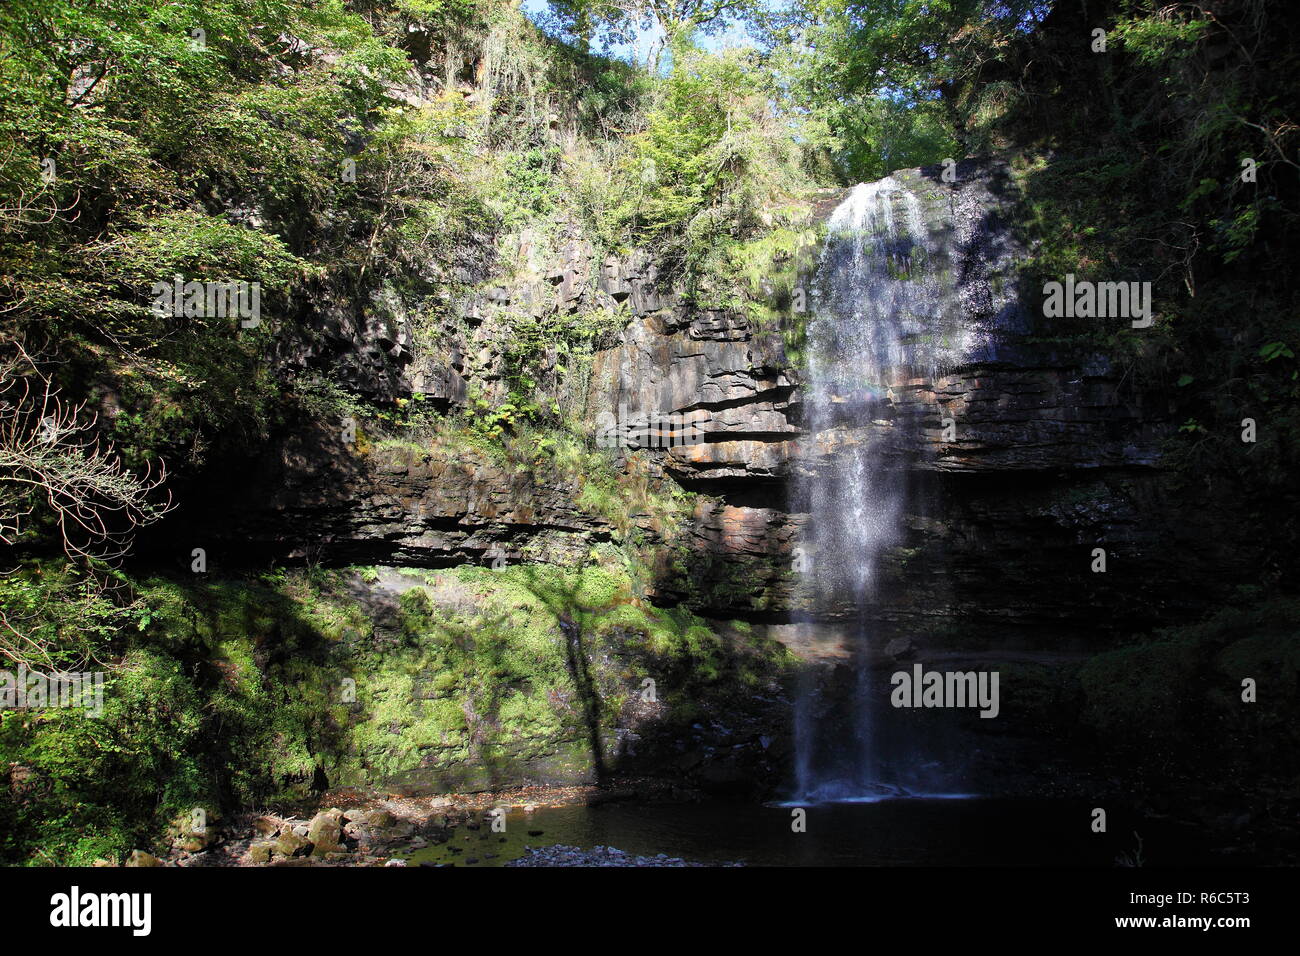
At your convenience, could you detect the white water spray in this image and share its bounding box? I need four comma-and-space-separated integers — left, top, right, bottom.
792, 178, 966, 803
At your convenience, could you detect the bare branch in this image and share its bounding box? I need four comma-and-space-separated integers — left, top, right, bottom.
0, 341, 173, 564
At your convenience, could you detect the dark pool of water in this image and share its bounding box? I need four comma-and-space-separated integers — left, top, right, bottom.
401, 798, 1238, 867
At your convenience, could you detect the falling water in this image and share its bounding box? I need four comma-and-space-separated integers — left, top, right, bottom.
792, 177, 964, 803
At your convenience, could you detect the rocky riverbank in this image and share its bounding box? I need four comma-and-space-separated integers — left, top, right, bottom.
114, 784, 692, 868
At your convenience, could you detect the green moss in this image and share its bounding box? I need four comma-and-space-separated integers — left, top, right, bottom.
1, 546, 796, 863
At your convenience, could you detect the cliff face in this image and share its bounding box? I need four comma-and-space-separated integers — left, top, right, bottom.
179, 157, 1242, 645
597, 160, 1215, 649
158, 157, 1247, 797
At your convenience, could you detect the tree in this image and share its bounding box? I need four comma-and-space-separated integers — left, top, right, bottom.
546, 0, 760, 69
769, 0, 1047, 180
0, 345, 171, 564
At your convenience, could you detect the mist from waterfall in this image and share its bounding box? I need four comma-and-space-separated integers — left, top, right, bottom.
791, 177, 959, 804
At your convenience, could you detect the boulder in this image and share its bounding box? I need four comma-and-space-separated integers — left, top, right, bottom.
343, 808, 396, 828
307, 808, 345, 855
274, 829, 312, 858
168, 808, 219, 853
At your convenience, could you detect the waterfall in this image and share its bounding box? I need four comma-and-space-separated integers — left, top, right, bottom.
791, 177, 962, 803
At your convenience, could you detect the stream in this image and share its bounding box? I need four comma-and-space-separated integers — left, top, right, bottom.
399, 798, 1242, 868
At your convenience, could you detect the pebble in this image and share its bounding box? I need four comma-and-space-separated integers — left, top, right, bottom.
506, 845, 741, 867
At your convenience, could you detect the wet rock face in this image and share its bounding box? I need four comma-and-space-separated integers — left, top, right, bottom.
184, 422, 614, 570
589, 158, 1162, 486
192, 157, 1221, 644
589, 158, 1195, 634
271, 211, 496, 405
593, 314, 799, 486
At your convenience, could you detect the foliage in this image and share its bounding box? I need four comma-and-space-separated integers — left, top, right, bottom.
769, 0, 1046, 180
601, 40, 824, 297
0, 553, 791, 863
542, 0, 761, 67
1079, 596, 1300, 784
990, 1, 1300, 578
